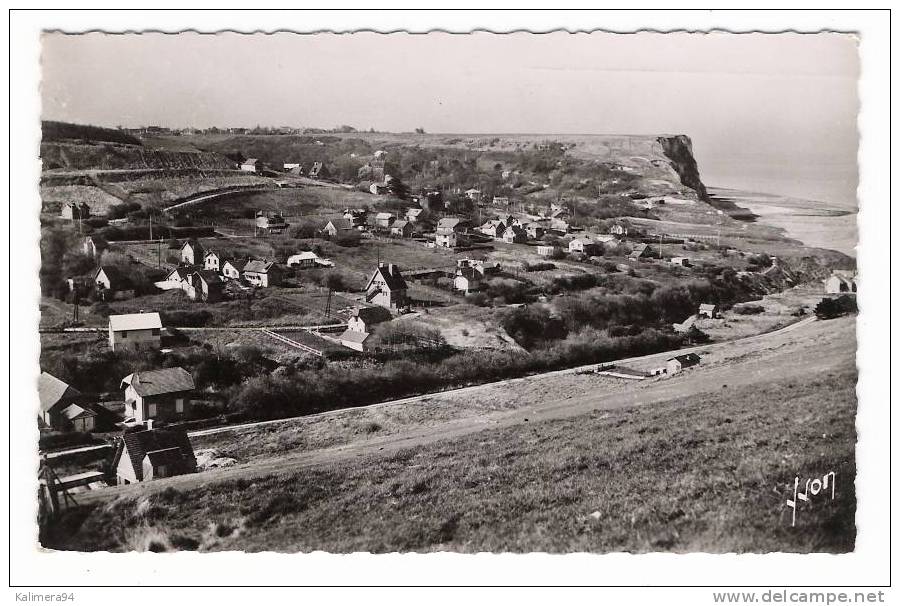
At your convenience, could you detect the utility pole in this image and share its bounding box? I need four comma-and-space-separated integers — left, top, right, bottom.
149, 213, 153, 242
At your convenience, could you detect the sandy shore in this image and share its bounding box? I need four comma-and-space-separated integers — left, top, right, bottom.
709, 187, 858, 257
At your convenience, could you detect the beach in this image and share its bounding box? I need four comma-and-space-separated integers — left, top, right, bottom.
708, 186, 858, 258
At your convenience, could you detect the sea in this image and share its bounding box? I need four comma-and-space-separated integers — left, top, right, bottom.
699, 159, 858, 258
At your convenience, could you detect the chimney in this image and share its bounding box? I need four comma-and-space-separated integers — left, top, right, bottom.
388, 263, 394, 275
378, 262, 385, 269
145, 419, 154, 431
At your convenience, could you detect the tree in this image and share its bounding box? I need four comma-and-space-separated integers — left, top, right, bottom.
415, 127, 426, 134
387, 177, 411, 201
814, 295, 857, 320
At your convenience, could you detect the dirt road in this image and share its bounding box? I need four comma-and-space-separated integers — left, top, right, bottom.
76, 314, 853, 505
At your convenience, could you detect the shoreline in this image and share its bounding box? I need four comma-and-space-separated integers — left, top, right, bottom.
708, 186, 858, 258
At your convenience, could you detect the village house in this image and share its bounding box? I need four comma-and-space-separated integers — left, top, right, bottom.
502, 225, 528, 244
457, 258, 501, 276
189, 270, 225, 302
435, 230, 457, 248
666, 353, 701, 375
283, 162, 301, 171
347, 306, 393, 334
108, 312, 163, 351
323, 218, 353, 237
454, 266, 484, 295
82, 235, 109, 259
369, 182, 390, 195
240, 158, 260, 172
243, 259, 283, 287
288, 165, 305, 176
180, 239, 206, 265
94, 266, 133, 298
165, 266, 195, 285
112, 427, 197, 485
121, 367, 195, 424
825, 273, 858, 294
391, 220, 413, 238
375, 212, 396, 229
255, 211, 288, 233
524, 222, 546, 239
203, 251, 223, 272
537, 245, 558, 257
479, 220, 506, 239
343, 208, 368, 228
287, 251, 321, 269
609, 222, 630, 237
420, 187, 443, 210
629, 243, 652, 260
669, 257, 691, 267
405, 207, 424, 222
308, 162, 329, 180
568, 237, 600, 255
221, 259, 245, 280
37, 372, 83, 431
59, 403, 99, 433
60, 201, 91, 221
365, 263, 408, 309
550, 217, 571, 233
464, 188, 482, 203
492, 196, 510, 206
698, 303, 720, 319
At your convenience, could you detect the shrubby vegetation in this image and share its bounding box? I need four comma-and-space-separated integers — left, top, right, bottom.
814, 295, 857, 320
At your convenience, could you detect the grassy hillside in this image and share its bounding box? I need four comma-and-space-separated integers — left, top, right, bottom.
42, 120, 141, 146
46, 366, 856, 553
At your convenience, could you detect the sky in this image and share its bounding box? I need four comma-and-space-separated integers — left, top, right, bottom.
41, 31, 860, 205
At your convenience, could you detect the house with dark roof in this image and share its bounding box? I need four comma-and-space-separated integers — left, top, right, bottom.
502, 225, 528, 244
454, 266, 484, 295
120, 367, 195, 423
38, 372, 82, 430
323, 218, 353, 237
666, 353, 701, 375
60, 201, 91, 221
629, 243, 652, 260
112, 428, 197, 484
365, 263, 408, 309
221, 258, 246, 280
60, 404, 99, 433
180, 239, 206, 265
190, 270, 225, 302
391, 220, 413, 238
698, 303, 720, 319
347, 306, 393, 334
240, 158, 260, 172
94, 266, 131, 294
243, 259, 283, 287
308, 161, 329, 179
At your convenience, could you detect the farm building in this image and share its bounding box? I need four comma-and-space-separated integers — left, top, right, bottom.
825, 273, 858, 294
629, 243, 652, 260
189, 270, 225, 302
435, 231, 457, 248
240, 158, 260, 172
666, 353, 701, 375
243, 260, 283, 287
550, 218, 570, 233
479, 220, 505, 239
405, 208, 424, 222
698, 303, 720, 319
338, 329, 372, 353
369, 182, 389, 195
60, 201, 91, 221
37, 372, 82, 431
391, 220, 413, 238
180, 239, 206, 265
609, 222, 629, 237
108, 312, 163, 351
464, 188, 482, 202
437, 217, 470, 234
669, 257, 691, 267
59, 404, 99, 433
365, 263, 408, 309
112, 428, 197, 485
288, 165, 305, 176
283, 163, 301, 171
323, 218, 353, 237
120, 367, 195, 424
82, 235, 109, 259
454, 267, 484, 295
524, 223, 546, 239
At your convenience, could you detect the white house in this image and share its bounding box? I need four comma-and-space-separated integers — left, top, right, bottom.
243, 260, 283, 287
568, 237, 599, 255
825, 273, 857, 294
454, 267, 484, 295
435, 231, 457, 248
365, 263, 408, 309
287, 251, 321, 269
180, 239, 205, 265
221, 259, 245, 280
666, 353, 701, 375
112, 428, 197, 485
120, 367, 195, 424
204, 251, 222, 271
108, 312, 162, 352
240, 158, 260, 172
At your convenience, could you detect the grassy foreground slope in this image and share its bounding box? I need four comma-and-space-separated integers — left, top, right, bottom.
49, 364, 856, 553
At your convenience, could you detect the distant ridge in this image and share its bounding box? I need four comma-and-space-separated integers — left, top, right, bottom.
41, 120, 141, 146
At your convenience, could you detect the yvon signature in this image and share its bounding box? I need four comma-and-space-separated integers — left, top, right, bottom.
785, 472, 836, 527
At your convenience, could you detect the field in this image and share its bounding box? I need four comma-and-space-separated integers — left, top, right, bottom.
41, 314, 857, 553
45, 314, 856, 553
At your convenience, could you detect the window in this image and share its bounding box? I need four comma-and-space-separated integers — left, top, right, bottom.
148, 403, 157, 418
120, 330, 128, 338
152, 328, 160, 336
175, 398, 184, 414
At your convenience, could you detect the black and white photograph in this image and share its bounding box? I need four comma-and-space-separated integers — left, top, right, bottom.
8, 7, 893, 598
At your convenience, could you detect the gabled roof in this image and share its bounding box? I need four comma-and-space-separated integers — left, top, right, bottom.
325, 218, 352, 230
375, 212, 395, 221
392, 220, 410, 230
406, 208, 423, 216
288, 251, 319, 262
95, 265, 130, 287
121, 367, 194, 397
222, 258, 247, 271
109, 312, 162, 332
367, 263, 408, 292
352, 306, 393, 325
145, 446, 185, 468
438, 217, 463, 229
166, 267, 192, 281
62, 403, 97, 421
243, 259, 278, 274
699, 303, 718, 312
242, 158, 259, 165
38, 372, 81, 413
668, 353, 701, 365
193, 270, 224, 285
115, 429, 195, 481
339, 329, 371, 345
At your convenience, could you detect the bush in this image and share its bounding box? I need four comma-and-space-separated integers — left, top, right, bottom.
522, 261, 556, 272
733, 304, 765, 315
815, 295, 857, 320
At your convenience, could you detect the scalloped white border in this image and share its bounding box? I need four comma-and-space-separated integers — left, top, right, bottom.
7, 8, 892, 597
